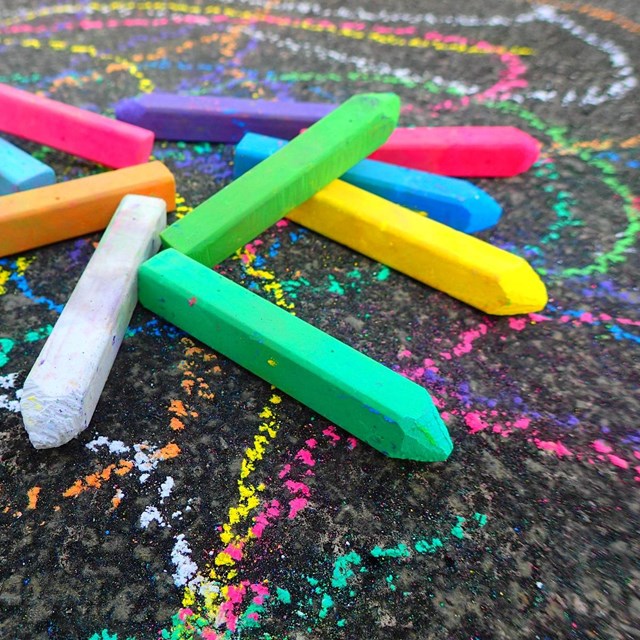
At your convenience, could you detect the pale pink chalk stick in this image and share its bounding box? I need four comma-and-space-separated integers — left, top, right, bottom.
0, 83, 154, 168
368, 126, 541, 178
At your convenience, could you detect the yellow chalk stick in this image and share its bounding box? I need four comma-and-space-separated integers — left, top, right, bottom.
287, 180, 547, 315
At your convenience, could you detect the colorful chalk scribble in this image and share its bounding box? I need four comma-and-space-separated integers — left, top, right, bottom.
0, 1, 638, 638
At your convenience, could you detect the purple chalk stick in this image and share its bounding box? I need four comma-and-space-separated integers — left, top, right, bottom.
114, 93, 336, 143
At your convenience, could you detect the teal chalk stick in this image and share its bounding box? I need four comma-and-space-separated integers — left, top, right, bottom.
160, 93, 401, 266
139, 249, 453, 462
0, 137, 55, 195
234, 133, 502, 233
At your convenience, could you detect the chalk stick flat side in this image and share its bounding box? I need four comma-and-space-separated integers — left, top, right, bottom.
115, 93, 335, 142
229, 166, 544, 315
368, 126, 541, 177
234, 133, 502, 233
0, 161, 175, 257
0, 83, 154, 168
139, 249, 452, 462
287, 180, 547, 315
0, 136, 55, 195
20, 195, 167, 449
161, 92, 400, 266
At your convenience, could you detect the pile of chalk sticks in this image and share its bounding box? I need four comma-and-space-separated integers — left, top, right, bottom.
0, 84, 547, 462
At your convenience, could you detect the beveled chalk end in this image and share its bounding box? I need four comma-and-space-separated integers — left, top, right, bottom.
20, 381, 86, 449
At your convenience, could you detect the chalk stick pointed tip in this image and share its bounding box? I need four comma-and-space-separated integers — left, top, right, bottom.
20, 379, 86, 450
397, 423, 453, 463
345, 92, 401, 117
509, 127, 542, 174
493, 262, 548, 315
373, 91, 402, 112
27, 431, 74, 450
21, 405, 83, 450
391, 396, 453, 463
464, 190, 503, 233
114, 97, 147, 123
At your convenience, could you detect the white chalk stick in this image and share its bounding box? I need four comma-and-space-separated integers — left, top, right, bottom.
20, 195, 167, 449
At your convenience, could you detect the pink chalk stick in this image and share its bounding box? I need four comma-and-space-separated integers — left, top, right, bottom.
368, 126, 540, 177
0, 83, 154, 168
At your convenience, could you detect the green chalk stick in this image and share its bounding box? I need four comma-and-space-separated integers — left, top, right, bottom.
160, 93, 401, 266
138, 249, 453, 462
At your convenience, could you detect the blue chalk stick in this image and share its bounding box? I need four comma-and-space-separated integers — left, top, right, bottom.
0, 137, 55, 195
234, 133, 502, 233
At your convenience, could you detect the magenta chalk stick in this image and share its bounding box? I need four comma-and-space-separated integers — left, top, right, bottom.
0, 83, 155, 169
368, 127, 541, 178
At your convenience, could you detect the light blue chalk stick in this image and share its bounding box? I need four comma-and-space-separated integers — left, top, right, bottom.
0, 137, 56, 195
234, 133, 502, 233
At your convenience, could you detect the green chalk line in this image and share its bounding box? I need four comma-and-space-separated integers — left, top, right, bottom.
486, 101, 639, 279
371, 543, 411, 558
0, 337, 14, 368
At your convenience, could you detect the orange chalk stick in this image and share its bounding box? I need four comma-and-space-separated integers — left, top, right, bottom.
0, 162, 176, 257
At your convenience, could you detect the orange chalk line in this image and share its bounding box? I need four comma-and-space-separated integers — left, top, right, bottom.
62, 444, 180, 499
27, 486, 41, 509
63, 459, 135, 498
170, 337, 220, 432
530, 0, 640, 35
551, 134, 640, 153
